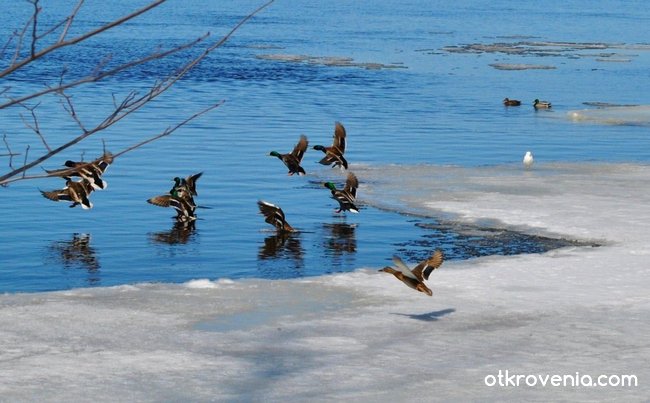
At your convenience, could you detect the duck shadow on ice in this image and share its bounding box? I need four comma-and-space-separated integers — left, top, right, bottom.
391, 308, 456, 322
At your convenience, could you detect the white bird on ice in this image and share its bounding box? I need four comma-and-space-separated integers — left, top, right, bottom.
523, 151, 534, 169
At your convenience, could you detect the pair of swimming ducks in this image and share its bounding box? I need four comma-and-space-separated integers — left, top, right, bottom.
503, 98, 552, 108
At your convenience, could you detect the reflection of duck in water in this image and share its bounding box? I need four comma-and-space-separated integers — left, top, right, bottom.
258, 231, 303, 261
379, 250, 444, 296
48, 233, 100, 282
323, 222, 357, 255
150, 220, 197, 245
256, 200, 302, 260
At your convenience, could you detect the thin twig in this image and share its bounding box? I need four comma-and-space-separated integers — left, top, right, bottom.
30, 0, 41, 58
2, 134, 18, 170
113, 101, 225, 159
1, 30, 18, 58
58, 0, 84, 43
11, 14, 34, 66
37, 16, 68, 40
18, 102, 51, 152
22, 145, 30, 177
58, 90, 87, 133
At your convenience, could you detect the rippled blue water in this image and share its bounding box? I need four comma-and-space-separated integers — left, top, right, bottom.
1, 1, 648, 292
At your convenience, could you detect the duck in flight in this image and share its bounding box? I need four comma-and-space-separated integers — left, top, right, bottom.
269, 134, 309, 176
379, 250, 444, 296
313, 121, 348, 169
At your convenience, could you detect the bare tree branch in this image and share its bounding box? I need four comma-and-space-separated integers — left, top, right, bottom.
1, 0, 167, 78
30, 0, 41, 58
0, 0, 275, 186
2, 134, 19, 171
58, 90, 87, 134
58, 0, 84, 43
113, 100, 225, 159
0, 101, 224, 185
0, 33, 209, 110
18, 102, 51, 152
11, 14, 34, 66
22, 145, 30, 178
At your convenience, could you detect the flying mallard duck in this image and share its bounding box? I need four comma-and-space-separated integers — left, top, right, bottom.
257, 200, 295, 232
503, 98, 521, 106
45, 152, 113, 190
169, 172, 203, 197
313, 121, 348, 169
379, 250, 444, 296
533, 99, 552, 109
147, 190, 197, 221
323, 172, 359, 213
269, 134, 308, 175
40, 178, 95, 209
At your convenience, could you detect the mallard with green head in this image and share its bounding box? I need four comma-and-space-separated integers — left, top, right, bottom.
379, 250, 444, 296
147, 190, 197, 221
169, 172, 203, 196
40, 178, 95, 209
269, 134, 308, 176
533, 99, 552, 109
323, 172, 359, 213
503, 98, 521, 106
313, 121, 348, 169
257, 200, 295, 232
45, 152, 113, 190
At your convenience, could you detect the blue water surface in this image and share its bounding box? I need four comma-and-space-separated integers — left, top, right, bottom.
1, 0, 648, 292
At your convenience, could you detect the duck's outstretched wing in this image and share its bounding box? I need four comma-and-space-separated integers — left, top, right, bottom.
391, 256, 418, 280
185, 172, 203, 196
258, 200, 293, 231
333, 122, 346, 154
147, 194, 174, 208
412, 249, 444, 281
40, 188, 70, 202
291, 135, 309, 163
343, 172, 358, 199
318, 152, 348, 169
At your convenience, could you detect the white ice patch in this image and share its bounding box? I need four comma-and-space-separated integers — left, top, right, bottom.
184, 278, 235, 289
568, 105, 650, 125
2, 162, 649, 401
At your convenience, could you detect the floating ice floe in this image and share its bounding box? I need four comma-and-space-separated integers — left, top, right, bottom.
256, 53, 407, 70
568, 105, 650, 125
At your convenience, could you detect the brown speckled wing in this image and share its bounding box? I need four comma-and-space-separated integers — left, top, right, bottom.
147, 194, 173, 208
412, 250, 444, 281
333, 122, 346, 153
291, 135, 309, 162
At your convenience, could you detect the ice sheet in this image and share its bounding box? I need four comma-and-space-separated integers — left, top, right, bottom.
568, 105, 650, 125
1, 163, 649, 401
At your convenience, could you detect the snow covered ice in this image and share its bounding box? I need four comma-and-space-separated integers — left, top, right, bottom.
1, 162, 649, 401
